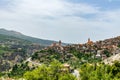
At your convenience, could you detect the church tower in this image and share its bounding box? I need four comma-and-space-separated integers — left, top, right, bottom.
87, 38, 93, 45
59, 40, 62, 46
88, 38, 91, 43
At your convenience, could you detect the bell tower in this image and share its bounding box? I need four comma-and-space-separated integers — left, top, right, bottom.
87, 38, 93, 45
59, 40, 62, 46
88, 38, 91, 43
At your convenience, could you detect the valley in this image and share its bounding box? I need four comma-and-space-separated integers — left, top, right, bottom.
0, 29, 120, 80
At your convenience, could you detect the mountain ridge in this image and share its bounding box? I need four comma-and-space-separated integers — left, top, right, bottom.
0, 28, 62, 46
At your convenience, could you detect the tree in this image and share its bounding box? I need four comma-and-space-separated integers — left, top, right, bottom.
24, 60, 77, 80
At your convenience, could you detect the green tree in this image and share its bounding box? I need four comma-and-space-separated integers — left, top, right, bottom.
24, 60, 77, 80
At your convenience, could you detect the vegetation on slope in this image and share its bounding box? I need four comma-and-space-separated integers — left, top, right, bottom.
0, 34, 44, 72
24, 60, 77, 80
0, 28, 61, 46
1, 32, 120, 79
80, 61, 120, 80
31, 48, 101, 68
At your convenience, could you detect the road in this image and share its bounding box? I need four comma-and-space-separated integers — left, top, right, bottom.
26, 57, 41, 66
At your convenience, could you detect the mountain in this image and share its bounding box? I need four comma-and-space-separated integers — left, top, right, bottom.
0, 28, 60, 46
0, 33, 31, 45
0, 34, 44, 72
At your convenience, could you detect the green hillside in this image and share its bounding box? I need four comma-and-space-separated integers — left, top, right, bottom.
0, 34, 31, 44
0, 34, 44, 72
0, 29, 61, 46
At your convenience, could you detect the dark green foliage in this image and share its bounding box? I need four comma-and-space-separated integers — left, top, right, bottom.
111, 61, 120, 78
8, 62, 30, 78
31, 52, 38, 60
103, 50, 111, 57
80, 61, 120, 80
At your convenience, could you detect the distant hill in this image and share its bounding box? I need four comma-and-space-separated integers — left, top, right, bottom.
0, 34, 32, 45
0, 28, 62, 46
0, 34, 45, 72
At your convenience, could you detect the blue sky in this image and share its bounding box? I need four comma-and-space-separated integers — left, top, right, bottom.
0, 0, 120, 43
67, 0, 120, 10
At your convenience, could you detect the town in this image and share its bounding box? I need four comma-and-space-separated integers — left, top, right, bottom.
45, 36, 120, 61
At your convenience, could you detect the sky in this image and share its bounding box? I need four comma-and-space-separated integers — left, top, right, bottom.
0, 0, 120, 43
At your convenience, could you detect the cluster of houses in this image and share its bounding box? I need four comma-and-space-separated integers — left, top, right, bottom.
46, 36, 120, 60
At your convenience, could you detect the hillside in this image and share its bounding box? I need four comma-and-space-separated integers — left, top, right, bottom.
103, 53, 120, 65
31, 36, 120, 67
1, 35, 120, 79
0, 28, 61, 46
0, 34, 31, 45
0, 34, 44, 72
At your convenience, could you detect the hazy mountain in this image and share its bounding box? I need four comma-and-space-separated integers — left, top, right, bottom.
0, 33, 32, 44
0, 28, 60, 46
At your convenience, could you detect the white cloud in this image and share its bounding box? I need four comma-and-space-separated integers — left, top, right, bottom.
0, 0, 120, 43
2, 0, 99, 18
